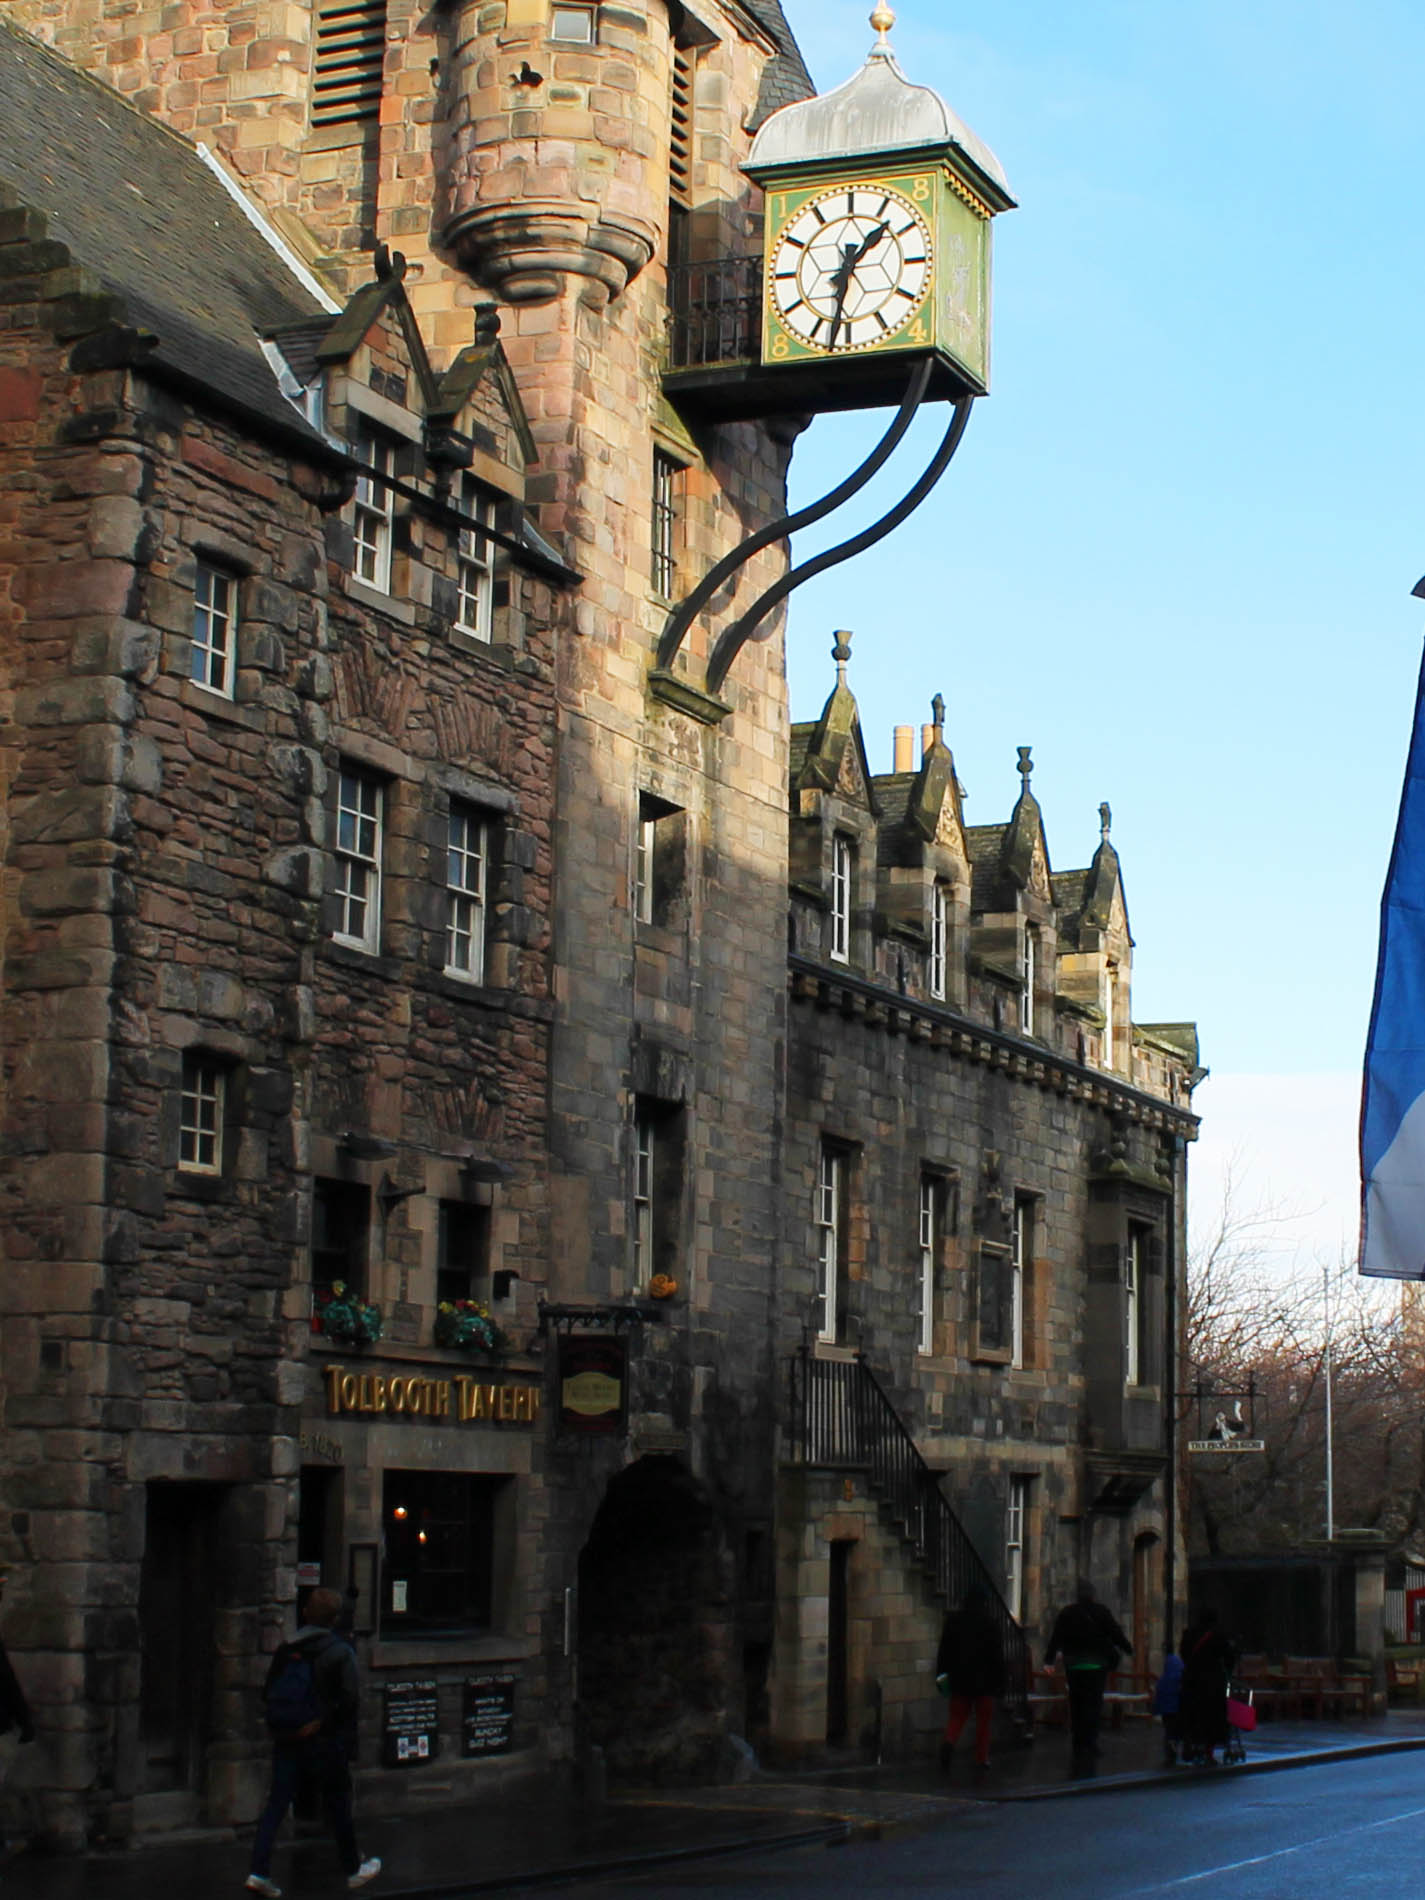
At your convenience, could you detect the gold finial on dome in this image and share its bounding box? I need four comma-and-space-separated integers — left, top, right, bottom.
870, 3, 896, 50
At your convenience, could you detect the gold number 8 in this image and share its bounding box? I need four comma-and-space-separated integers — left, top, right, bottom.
912, 176, 931, 202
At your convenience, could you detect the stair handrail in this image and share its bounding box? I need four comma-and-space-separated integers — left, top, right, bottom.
788, 1346, 1031, 1719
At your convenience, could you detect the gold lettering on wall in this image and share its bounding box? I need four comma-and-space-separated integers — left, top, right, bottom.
323, 1366, 540, 1426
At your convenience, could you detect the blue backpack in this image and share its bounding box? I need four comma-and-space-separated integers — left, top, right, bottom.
264, 1639, 325, 1736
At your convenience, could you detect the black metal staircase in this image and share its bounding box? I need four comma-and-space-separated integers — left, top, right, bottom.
787, 1348, 1031, 1719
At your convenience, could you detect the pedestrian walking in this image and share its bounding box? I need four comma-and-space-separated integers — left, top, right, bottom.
1151, 1649, 1185, 1765
1043, 1578, 1131, 1766
246, 1586, 381, 1897
935, 1586, 1005, 1775
1178, 1608, 1235, 1766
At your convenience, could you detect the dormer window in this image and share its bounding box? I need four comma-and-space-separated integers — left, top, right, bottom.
830, 834, 853, 963
456, 478, 496, 643
353, 427, 395, 593
929, 883, 948, 1000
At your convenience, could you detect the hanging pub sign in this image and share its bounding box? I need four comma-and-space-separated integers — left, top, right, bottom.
462, 1673, 516, 1757
558, 1336, 626, 1435
1187, 1388, 1265, 1454
382, 1680, 440, 1767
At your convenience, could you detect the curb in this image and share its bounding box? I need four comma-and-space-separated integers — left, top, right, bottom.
978, 1733, 1425, 1802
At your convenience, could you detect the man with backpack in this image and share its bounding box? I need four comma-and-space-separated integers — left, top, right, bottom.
246, 1586, 381, 1896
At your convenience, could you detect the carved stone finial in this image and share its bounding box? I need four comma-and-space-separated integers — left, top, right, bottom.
832, 630, 853, 686
870, 3, 896, 51
1017, 745, 1033, 788
931, 692, 945, 737
1099, 800, 1112, 844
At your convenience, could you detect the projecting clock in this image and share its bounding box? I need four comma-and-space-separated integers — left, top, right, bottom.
768, 183, 933, 355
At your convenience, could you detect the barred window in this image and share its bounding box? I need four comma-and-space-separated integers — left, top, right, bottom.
652, 450, 679, 599
335, 767, 383, 951
929, 883, 948, 999
815, 1144, 846, 1344
191, 561, 236, 696
633, 1110, 655, 1287
918, 1174, 937, 1355
313, 0, 387, 128
179, 1055, 224, 1174
445, 803, 488, 983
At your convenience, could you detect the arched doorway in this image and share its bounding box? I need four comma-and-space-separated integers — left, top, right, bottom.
577, 1456, 733, 1781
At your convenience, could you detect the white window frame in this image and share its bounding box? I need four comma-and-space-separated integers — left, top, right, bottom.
1006, 1476, 1031, 1622
353, 429, 394, 593
191, 560, 236, 696
633, 809, 656, 924
1011, 1195, 1030, 1370
445, 802, 488, 983
1022, 924, 1036, 1034
1125, 1225, 1143, 1387
334, 767, 383, 952
456, 478, 495, 642
550, 3, 596, 41
179, 1055, 225, 1175
815, 1145, 843, 1344
634, 1110, 655, 1287
918, 1175, 937, 1355
929, 883, 948, 1000
652, 449, 678, 598
830, 834, 852, 964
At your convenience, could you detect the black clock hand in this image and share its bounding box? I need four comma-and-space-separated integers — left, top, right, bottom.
826, 222, 891, 346
847, 219, 890, 269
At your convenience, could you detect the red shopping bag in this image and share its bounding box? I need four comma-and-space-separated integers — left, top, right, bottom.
1226, 1694, 1257, 1731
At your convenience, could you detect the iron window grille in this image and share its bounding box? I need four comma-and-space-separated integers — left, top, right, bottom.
651, 450, 679, 599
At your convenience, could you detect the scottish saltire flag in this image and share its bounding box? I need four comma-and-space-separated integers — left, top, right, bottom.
1362, 639, 1425, 1278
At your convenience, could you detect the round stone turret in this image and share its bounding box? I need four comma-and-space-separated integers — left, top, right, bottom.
441, 0, 664, 304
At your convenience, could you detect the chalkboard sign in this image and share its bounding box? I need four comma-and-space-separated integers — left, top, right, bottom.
462, 1673, 515, 1758
382, 1680, 439, 1767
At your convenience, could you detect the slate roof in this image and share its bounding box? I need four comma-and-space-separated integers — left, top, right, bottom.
965, 823, 1008, 913
743, 0, 816, 129
0, 19, 328, 446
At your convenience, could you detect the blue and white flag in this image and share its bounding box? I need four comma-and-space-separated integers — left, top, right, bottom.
1361, 640, 1425, 1278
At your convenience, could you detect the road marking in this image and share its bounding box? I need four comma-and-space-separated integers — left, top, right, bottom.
1128, 1801, 1425, 1892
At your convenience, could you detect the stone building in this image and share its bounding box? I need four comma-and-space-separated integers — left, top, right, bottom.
0, 0, 1201, 1848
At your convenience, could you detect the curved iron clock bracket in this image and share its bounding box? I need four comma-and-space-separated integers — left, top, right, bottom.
654, 357, 934, 676
648, 366, 975, 718
706, 393, 974, 695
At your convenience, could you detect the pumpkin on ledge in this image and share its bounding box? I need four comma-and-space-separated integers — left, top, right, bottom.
648, 1273, 677, 1301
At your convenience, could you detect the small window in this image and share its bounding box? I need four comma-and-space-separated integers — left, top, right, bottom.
445, 802, 489, 983
929, 883, 948, 1000
830, 835, 853, 964
1011, 1195, 1033, 1370
1126, 1224, 1146, 1387
918, 1174, 937, 1355
633, 1108, 655, 1288
191, 560, 236, 697
313, 0, 387, 128
550, 4, 596, 42
179, 1055, 225, 1174
382, 1469, 505, 1635
651, 450, 679, 599
456, 478, 495, 642
1006, 1476, 1032, 1622
815, 1143, 847, 1344
633, 794, 685, 928
352, 428, 395, 593
1022, 925, 1037, 1035
1102, 962, 1117, 1070
335, 766, 384, 952
438, 1199, 490, 1307
312, 1178, 370, 1299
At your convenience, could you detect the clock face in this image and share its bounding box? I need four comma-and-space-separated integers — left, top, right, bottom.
769, 184, 934, 354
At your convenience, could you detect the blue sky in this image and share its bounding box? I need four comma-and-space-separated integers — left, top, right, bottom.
779, 1, 1425, 1265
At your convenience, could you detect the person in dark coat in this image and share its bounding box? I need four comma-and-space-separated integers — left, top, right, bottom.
1178, 1608, 1235, 1765
936, 1587, 1005, 1772
246, 1587, 381, 1897
1043, 1578, 1131, 1765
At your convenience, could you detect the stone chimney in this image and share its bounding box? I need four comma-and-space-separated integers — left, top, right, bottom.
893, 726, 914, 773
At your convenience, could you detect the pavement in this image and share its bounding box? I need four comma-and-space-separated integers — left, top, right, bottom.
6, 1711, 1425, 1900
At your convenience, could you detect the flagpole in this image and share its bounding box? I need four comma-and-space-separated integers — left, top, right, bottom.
1323, 1262, 1335, 1540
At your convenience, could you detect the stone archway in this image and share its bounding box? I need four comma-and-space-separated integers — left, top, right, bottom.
577, 1455, 734, 1782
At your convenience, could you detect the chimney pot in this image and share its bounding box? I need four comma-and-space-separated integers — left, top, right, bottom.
921, 723, 935, 761
893, 726, 914, 773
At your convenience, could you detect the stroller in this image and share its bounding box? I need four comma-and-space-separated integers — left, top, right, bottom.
1222, 1683, 1256, 1764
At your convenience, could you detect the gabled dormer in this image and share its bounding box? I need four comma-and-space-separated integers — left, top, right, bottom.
871, 696, 971, 1005
789, 634, 879, 969
967, 749, 1058, 1037
1053, 803, 1134, 1074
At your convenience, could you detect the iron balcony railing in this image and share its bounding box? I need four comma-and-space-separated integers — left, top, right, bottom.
666, 254, 761, 370
788, 1348, 1031, 1720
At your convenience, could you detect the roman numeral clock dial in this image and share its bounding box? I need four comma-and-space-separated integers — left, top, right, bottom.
769, 184, 933, 354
